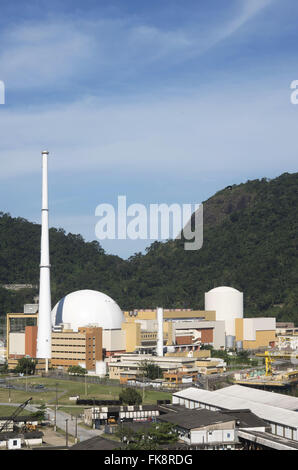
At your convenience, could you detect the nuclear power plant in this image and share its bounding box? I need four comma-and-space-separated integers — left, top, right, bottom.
2, 150, 297, 452
4, 150, 278, 378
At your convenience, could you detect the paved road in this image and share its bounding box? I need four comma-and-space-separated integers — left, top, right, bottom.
0, 402, 103, 442
45, 407, 103, 442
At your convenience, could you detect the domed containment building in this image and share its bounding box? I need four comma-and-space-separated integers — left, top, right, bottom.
51, 289, 124, 332
205, 286, 243, 348
50, 290, 126, 372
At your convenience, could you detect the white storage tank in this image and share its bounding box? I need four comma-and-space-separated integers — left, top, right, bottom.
95, 361, 107, 377
205, 286, 243, 338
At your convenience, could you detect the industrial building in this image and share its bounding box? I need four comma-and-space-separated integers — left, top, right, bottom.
122, 308, 225, 354
4, 292, 277, 372
51, 326, 103, 371
275, 322, 298, 351
0, 431, 44, 450
172, 385, 298, 442
123, 308, 227, 353
4, 283, 279, 375
81, 399, 271, 450
122, 288, 276, 353
157, 406, 268, 449
5, 290, 125, 371
1, 150, 279, 377
6, 319, 104, 372
276, 322, 298, 336
0, 415, 39, 433
107, 353, 208, 384
205, 286, 277, 349
235, 317, 276, 350
84, 404, 160, 428
6, 312, 38, 359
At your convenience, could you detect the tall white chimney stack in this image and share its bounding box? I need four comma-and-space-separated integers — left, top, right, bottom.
36, 151, 52, 367
156, 307, 164, 357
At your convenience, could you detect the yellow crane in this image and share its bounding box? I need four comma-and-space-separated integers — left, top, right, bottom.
0, 397, 32, 433
264, 351, 274, 376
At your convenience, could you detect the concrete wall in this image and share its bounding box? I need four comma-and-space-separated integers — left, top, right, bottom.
102, 329, 126, 352
243, 330, 276, 349
9, 333, 25, 356
236, 318, 276, 349
122, 322, 141, 352
243, 318, 276, 340
191, 428, 235, 444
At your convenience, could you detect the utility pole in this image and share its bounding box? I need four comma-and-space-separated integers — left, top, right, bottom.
65, 418, 69, 447
75, 416, 78, 444
92, 397, 96, 429
25, 364, 28, 392
54, 382, 58, 431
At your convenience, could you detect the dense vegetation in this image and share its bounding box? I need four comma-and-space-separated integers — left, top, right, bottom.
119, 388, 142, 406
117, 422, 178, 449
14, 357, 37, 375
0, 172, 297, 324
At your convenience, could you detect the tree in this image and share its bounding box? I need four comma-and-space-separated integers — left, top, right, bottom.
119, 388, 142, 405
0, 360, 8, 374
31, 403, 47, 422
14, 357, 37, 375
139, 360, 163, 380
1, 171, 298, 321
124, 422, 178, 450
67, 365, 87, 376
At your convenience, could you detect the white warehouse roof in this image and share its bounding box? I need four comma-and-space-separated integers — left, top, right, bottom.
173, 387, 298, 429
218, 385, 298, 411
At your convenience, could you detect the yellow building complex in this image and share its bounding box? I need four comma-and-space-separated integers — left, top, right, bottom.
3, 289, 278, 376
122, 309, 222, 354
235, 318, 276, 350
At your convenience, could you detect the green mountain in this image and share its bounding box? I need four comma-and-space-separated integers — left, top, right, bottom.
0, 172, 297, 324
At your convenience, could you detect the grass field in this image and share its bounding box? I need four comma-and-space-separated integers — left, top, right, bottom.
0, 377, 171, 407
51, 406, 87, 416
0, 405, 31, 416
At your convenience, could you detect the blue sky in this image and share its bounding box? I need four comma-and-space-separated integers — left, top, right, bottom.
0, 0, 298, 258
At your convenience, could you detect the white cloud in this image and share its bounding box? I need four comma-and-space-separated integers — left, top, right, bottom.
0, 21, 95, 88
0, 0, 273, 90
0, 82, 297, 181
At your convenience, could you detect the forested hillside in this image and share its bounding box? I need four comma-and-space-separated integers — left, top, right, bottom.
0, 172, 297, 323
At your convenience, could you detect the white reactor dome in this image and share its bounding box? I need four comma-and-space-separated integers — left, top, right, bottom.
204, 286, 243, 337
51, 289, 124, 332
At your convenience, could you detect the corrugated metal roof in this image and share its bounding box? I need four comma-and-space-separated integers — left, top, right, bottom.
70, 436, 121, 450
218, 385, 298, 411
158, 408, 234, 429
173, 387, 298, 429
